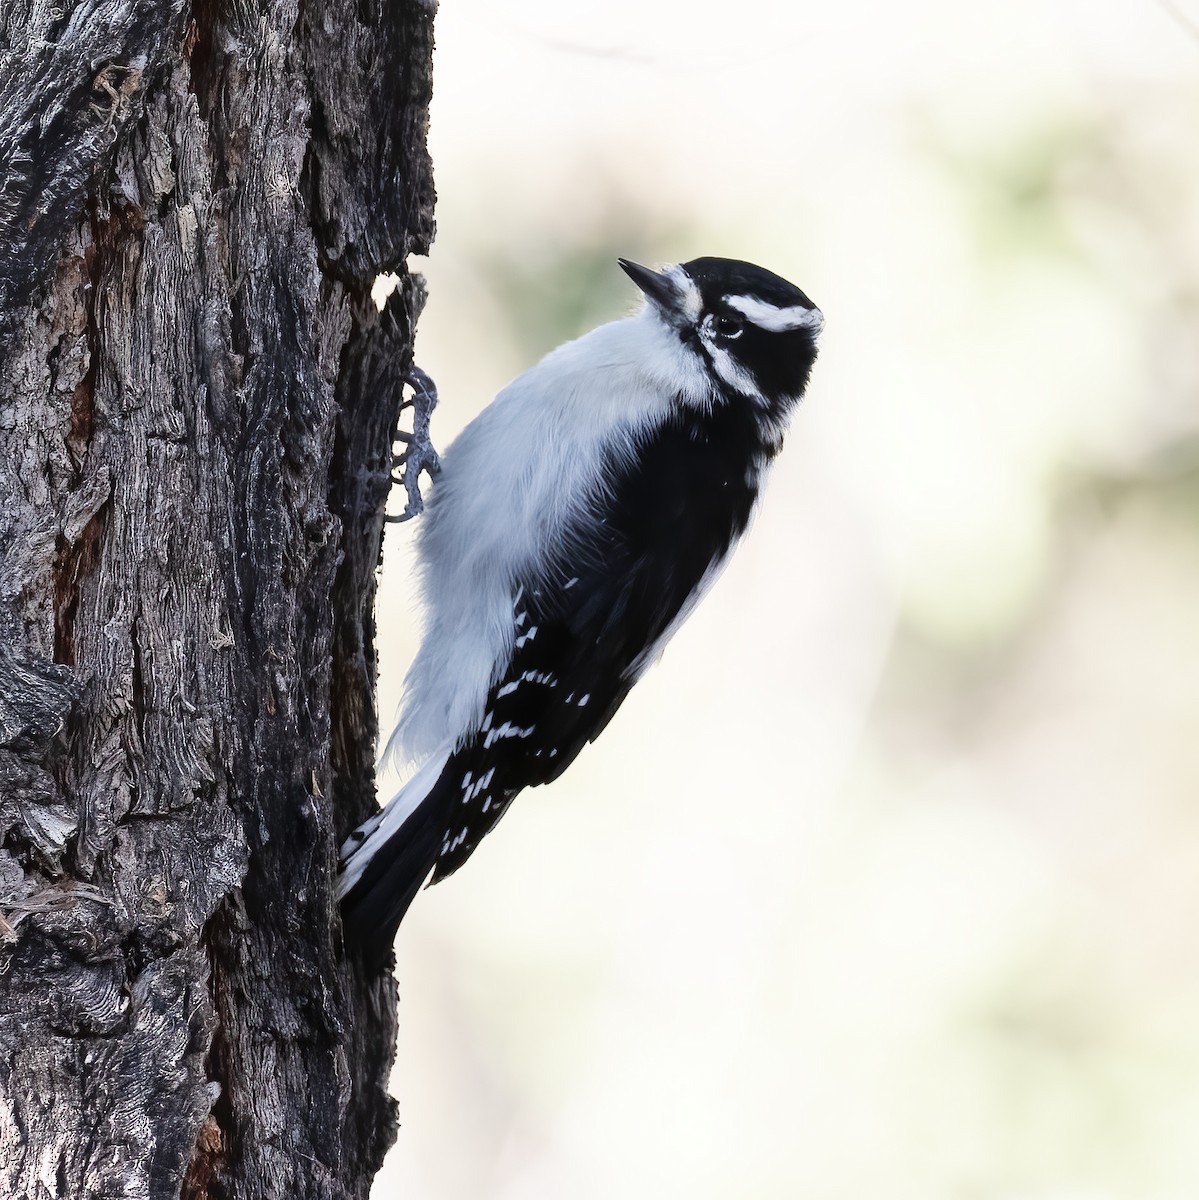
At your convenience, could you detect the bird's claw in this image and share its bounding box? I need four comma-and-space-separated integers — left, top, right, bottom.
387, 364, 441, 523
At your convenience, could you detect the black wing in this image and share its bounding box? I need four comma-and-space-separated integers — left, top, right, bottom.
430, 397, 769, 881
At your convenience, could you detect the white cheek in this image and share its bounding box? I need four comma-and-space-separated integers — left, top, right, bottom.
699, 331, 759, 398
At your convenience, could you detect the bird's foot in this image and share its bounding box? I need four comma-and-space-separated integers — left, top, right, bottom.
388, 365, 441, 522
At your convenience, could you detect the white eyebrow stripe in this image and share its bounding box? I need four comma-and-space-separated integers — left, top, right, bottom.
726, 294, 824, 333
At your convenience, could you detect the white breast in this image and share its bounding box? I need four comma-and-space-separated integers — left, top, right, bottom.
381, 307, 714, 768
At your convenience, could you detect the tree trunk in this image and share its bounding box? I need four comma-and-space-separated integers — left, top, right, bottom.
0, 0, 435, 1195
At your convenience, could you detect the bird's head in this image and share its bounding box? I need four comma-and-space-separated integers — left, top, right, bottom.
619, 255, 822, 421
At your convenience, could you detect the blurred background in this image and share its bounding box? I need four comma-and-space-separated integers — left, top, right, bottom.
371, 2, 1199, 1196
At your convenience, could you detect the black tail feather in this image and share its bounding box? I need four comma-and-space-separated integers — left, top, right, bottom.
339, 771, 455, 952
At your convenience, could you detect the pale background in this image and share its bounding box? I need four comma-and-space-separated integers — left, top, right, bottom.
371, 2, 1199, 1197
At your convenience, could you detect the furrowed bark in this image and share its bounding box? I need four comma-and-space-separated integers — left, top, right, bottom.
0, 0, 435, 1195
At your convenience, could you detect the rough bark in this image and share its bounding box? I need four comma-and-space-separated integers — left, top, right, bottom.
0, 0, 435, 1195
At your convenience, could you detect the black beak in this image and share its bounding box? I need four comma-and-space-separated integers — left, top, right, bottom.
618, 258, 679, 312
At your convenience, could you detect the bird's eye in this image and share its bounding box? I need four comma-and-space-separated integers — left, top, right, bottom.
709, 314, 744, 338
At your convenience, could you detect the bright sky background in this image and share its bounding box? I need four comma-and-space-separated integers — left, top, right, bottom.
372, 3, 1199, 1197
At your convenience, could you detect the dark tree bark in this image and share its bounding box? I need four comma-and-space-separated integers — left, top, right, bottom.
0, 0, 435, 1195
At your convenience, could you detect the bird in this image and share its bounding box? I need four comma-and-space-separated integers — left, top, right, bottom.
338, 255, 823, 947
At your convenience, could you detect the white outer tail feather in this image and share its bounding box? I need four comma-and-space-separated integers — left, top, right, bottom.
337, 746, 453, 899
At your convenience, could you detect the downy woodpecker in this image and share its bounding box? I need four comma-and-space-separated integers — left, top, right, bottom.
339, 256, 823, 945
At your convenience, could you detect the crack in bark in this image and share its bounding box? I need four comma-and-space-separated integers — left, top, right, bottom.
52, 504, 109, 668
